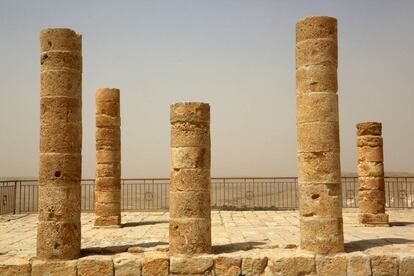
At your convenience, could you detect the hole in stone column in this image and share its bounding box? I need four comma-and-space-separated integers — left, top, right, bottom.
41, 54, 48, 65
48, 41, 52, 47
54, 171, 61, 177
54, 242, 61, 249
311, 194, 320, 199
303, 212, 315, 217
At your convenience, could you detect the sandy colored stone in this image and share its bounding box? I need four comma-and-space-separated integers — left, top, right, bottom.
241, 256, 268, 275
296, 16, 337, 42
96, 87, 120, 103
316, 254, 347, 276
96, 127, 121, 144
359, 190, 385, 214
95, 202, 121, 216
359, 177, 385, 191
296, 64, 337, 93
78, 256, 113, 276
96, 150, 121, 164
95, 177, 121, 191
94, 215, 121, 226
300, 216, 344, 254
298, 151, 340, 183
96, 163, 121, 178
296, 38, 337, 68
38, 184, 81, 221
170, 255, 213, 274
171, 121, 210, 147
96, 114, 121, 127
357, 136, 383, 147
357, 146, 383, 162
32, 259, 77, 276
171, 147, 210, 169
0, 257, 31, 276
298, 183, 341, 217
346, 252, 371, 276
357, 122, 382, 136
357, 161, 384, 177
296, 122, 339, 153
214, 256, 241, 276
370, 255, 399, 276
40, 123, 82, 153
359, 213, 389, 225
170, 191, 211, 218
39, 153, 81, 183
170, 168, 210, 192
113, 253, 142, 276
96, 190, 121, 203
296, 93, 338, 123
170, 102, 210, 123
142, 252, 169, 276
266, 253, 315, 276
399, 255, 414, 276
169, 218, 211, 254
37, 220, 81, 259
38, 28, 82, 260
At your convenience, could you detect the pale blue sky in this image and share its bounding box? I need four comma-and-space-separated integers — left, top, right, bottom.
0, 0, 413, 178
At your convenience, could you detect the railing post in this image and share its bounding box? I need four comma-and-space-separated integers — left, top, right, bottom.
13, 181, 17, 214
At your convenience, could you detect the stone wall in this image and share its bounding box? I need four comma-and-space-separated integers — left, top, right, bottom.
2, 248, 413, 276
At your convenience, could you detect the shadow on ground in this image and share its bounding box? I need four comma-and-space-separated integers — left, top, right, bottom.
345, 238, 414, 252
390, 221, 414, 226
122, 220, 168, 228
212, 241, 266, 254
81, 241, 168, 256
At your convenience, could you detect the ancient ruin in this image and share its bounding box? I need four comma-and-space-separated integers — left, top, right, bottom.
296, 16, 344, 253
357, 122, 389, 226
169, 102, 211, 254
95, 88, 122, 227
37, 28, 82, 259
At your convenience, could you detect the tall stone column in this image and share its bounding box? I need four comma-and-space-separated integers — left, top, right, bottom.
169, 102, 211, 254
37, 28, 82, 259
296, 16, 344, 254
357, 122, 389, 226
95, 88, 121, 227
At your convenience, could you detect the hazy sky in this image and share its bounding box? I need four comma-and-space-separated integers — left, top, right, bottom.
0, 0, 413, 178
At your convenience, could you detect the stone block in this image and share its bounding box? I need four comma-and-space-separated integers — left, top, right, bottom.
96, 101, 120, 116
96, 190, 121, 204
39, 153, 81, 183
316, 254, 347, 276
170, 168, 210, 192
95, 202, 121, 216
113, 253, 142, 276
357, 146, 383, 162
296, 93, 338, 123
40, 28, 81, 52
171, 121, 210, 147
347, 252, 371, 276
78, 255, 113, 276
32, 259, 77, 276
370, 255, 399, 276
399, 255, 414, 276
170, 255, 213, 274
298, 151, 340, 183
170, 102, 210, 123
97, 150, 121, 164
41, 50, 82, 71
298, 183, 341, 217
0, 257, 31, 276
96, 115, 121, 127
357, 161, 384, 177
96, 177, 121, 191
171, 147, 210, 169
96, 163, 121, 178
266, 253, 315, 276
142, 252, 168, 276
95, 215, 121, 226
359, 177, 385, 191
358, 190, 385, 214
357, 122, 382, 136
241, 256, 268, 275
214, 256, 241, 276
297, 121, 339, 153
41, 70, 81, 98
40, 122, 82, 153
169, 218, 211, 254
296, 64, 337, 93
357, 136, 383, 147
296, 38, 337, 68
170, 191, 210, 218
359, 213, 389, 225
296, 16, 337, 42
41, 97, 81, 123
96, 88, 120, 103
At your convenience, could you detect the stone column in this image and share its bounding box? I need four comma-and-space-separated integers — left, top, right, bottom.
357, 122, 389, 226
95, 88, 121, 227
169, 102, 211, 254
37, 28, 82, 259
296, 16, 344, 254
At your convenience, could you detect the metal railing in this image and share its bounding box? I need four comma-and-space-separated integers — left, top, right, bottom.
1, 177, 414, 214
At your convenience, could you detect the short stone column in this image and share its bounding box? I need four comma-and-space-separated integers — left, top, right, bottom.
95, 88, 121, 227
296, 16, 344, 253
169, 102, 211, 254
357, 122, 389, 226
37, 28, 82, 259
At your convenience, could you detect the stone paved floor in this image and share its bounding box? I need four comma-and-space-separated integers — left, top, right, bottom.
1, 209, 414, 262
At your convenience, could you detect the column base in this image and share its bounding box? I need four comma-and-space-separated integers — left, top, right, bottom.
94, 216, 121, 228
358, 213, 389, 227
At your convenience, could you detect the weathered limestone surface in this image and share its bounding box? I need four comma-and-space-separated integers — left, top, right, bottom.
357, 122, 389, 226
32, 259, 77, 276
296, 16, 344, 254
37, 28, 82, 259
78, 255, 113, 276
169, 102, 211, 254
95, 88, 121, 227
